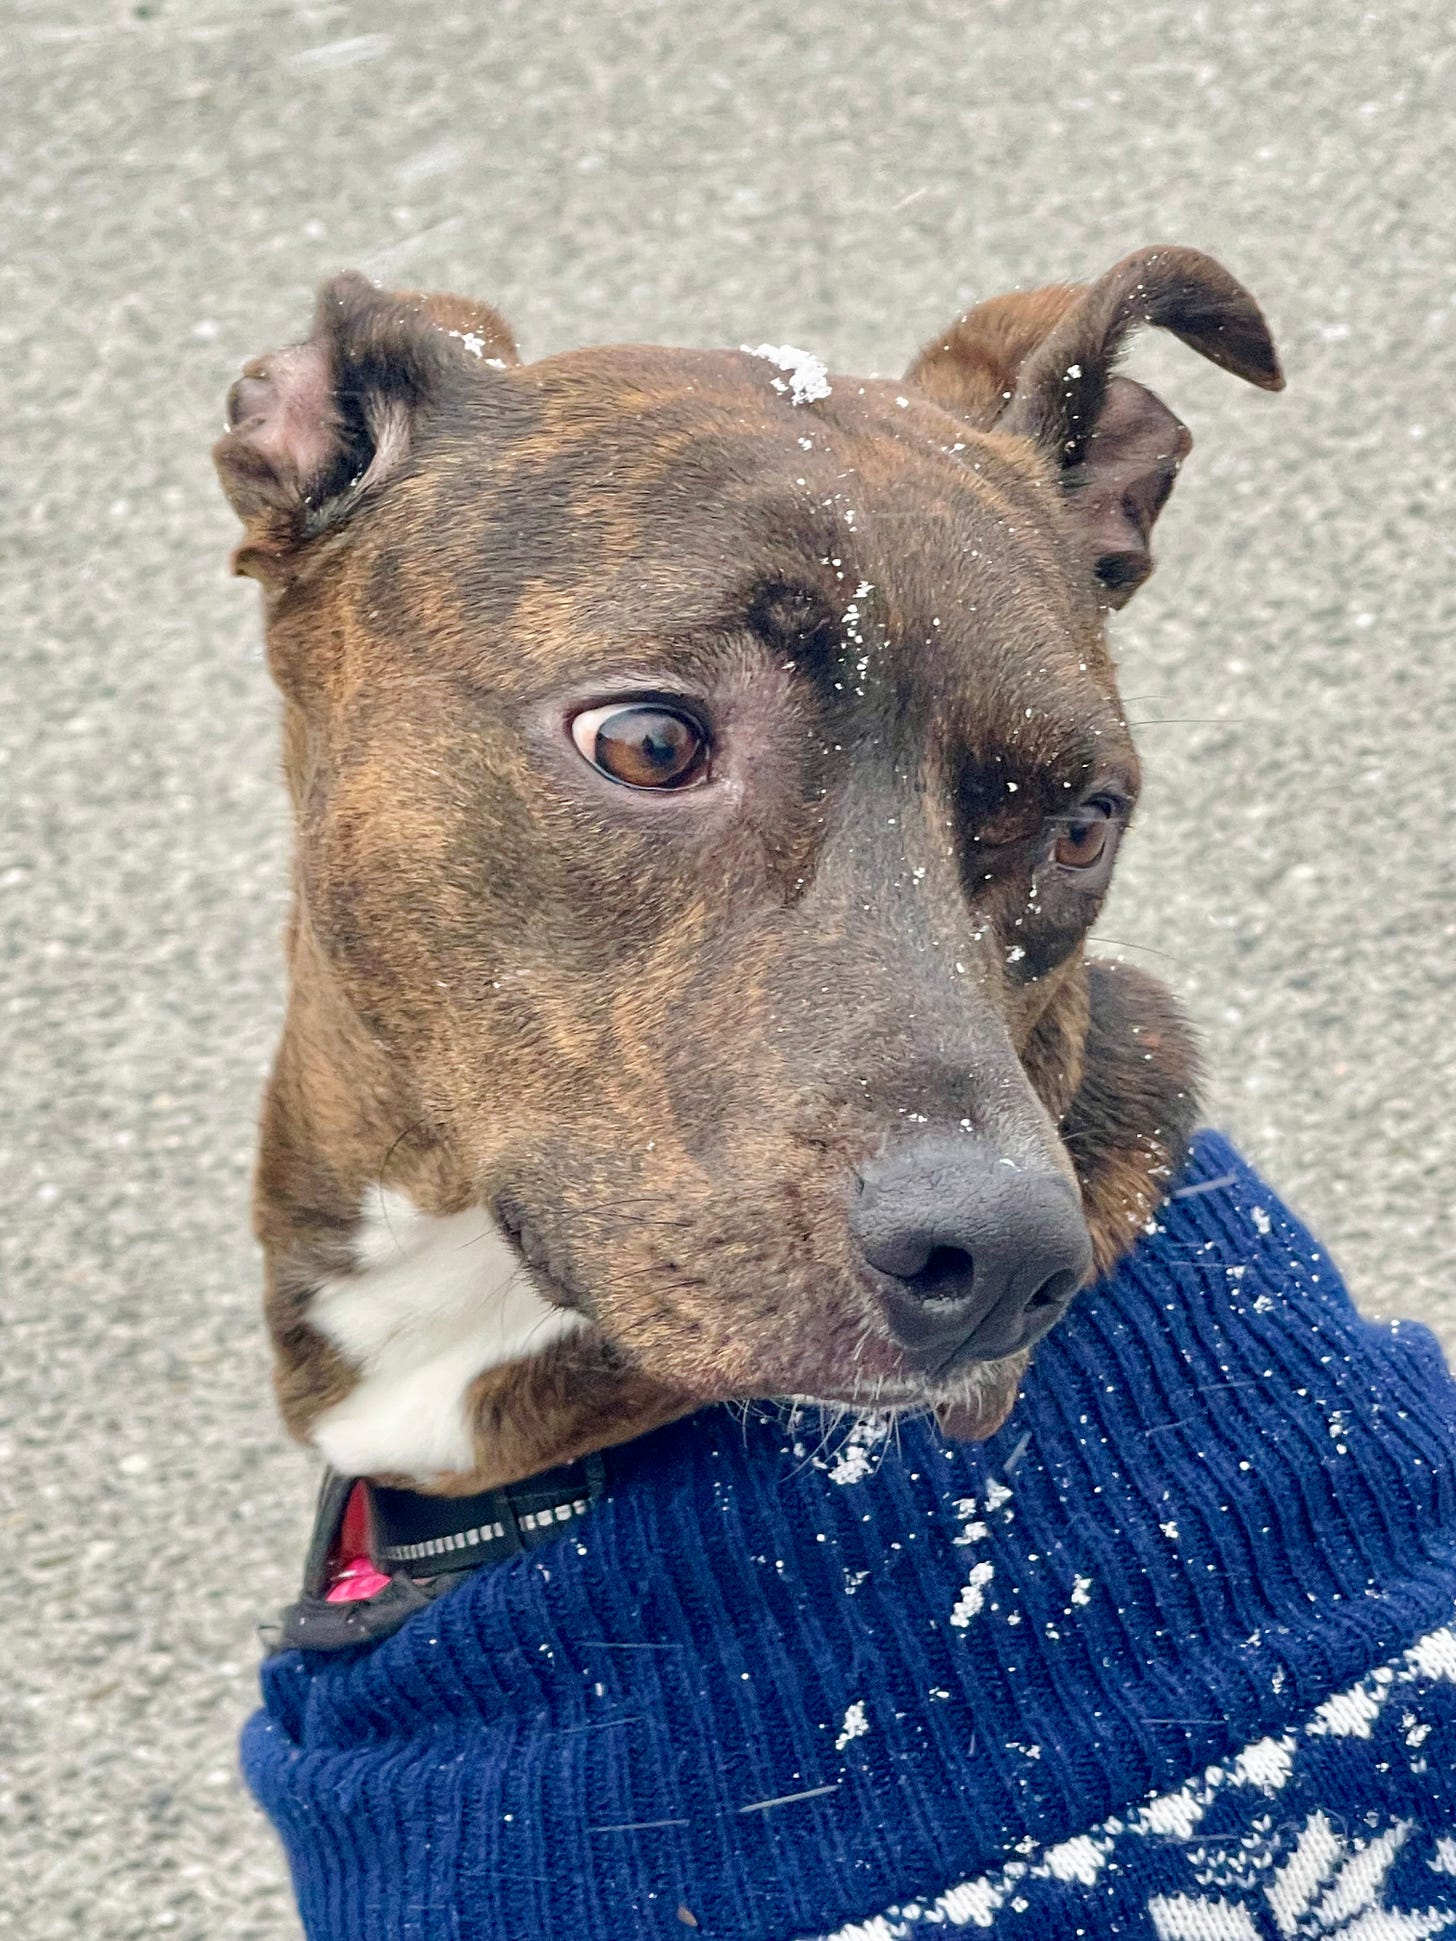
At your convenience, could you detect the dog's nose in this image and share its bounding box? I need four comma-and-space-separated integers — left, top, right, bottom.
851, 1137, 1094, 1372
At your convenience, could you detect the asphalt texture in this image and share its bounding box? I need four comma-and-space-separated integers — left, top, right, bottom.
3, 1, 1454, 1934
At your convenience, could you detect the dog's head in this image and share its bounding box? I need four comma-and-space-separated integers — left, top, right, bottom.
218, 248, 1280, 1483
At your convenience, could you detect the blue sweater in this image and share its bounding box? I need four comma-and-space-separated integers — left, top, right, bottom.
245, 1134, 1456, 1938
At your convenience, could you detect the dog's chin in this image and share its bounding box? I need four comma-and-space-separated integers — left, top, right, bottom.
931, 1368, 1024, 1441
791, 1351, 1029, 1444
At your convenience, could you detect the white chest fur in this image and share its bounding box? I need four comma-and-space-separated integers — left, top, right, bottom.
308, 1188, 586, 1482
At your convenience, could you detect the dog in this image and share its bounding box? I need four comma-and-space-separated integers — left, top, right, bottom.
215, 259, 1456, 1941
214, 244, 1281, 1506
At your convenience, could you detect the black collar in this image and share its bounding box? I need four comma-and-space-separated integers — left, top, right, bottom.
272, 1453, 607, 1654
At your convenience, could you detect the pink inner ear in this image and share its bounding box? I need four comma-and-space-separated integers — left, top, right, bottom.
225, 340, 339, 497
1077, 375, 1193, 605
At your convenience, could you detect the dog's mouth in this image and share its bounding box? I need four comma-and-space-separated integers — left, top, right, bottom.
494, 1196, 598, 1313
496, 1190, 1032, 1441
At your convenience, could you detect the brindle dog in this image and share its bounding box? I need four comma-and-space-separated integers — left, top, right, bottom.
215, 246, 1281, 1496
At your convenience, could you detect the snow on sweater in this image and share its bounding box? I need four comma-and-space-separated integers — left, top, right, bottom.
245, 1133, 1456, 1939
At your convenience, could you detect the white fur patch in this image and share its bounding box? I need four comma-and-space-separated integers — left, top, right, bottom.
309, 1188, 585, 1480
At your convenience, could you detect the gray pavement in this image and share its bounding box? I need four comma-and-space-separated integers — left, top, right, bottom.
2, 1, 1453, 1934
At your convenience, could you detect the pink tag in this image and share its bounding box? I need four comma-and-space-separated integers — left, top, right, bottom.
323, 1483, 391, 1601
325, 1556, 394, 1604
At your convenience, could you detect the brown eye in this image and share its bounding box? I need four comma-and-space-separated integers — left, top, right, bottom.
1054, 800, 1119, 870
570, 703, 709, 790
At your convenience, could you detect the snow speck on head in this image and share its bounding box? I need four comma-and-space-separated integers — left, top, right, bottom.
743, 342, 832, 405
1070, 1574, 1093, 1607
835, 1700, 870, 1750
444, 327, 486, 359
984, 1479, 1013, 1512
1159, 1520, 1180, 1541
1250, 1204, 1272, 1236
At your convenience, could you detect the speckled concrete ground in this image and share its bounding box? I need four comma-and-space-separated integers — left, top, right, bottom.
3, 1, 1453, 1934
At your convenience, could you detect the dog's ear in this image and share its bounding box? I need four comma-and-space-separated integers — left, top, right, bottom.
907, 246, 1282, 605
214, 272, 518, 582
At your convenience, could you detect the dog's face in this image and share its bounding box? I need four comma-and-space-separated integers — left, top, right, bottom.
219, 251, 1281, 1480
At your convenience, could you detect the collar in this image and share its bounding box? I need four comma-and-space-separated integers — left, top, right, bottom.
271, 1453, 607, 1654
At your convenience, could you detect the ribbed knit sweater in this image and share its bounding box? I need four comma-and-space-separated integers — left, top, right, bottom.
245, 1133, 1456, 1939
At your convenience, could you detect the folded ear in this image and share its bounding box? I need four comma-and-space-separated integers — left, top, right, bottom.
907, 246, 1283, 605
214, 272, 518, 582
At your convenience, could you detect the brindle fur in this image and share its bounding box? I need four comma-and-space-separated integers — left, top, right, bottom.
216, 247, 1281, 1491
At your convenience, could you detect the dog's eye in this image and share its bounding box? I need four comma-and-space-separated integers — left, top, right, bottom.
570, 703, 709, 790
1053, 799, 1121, 870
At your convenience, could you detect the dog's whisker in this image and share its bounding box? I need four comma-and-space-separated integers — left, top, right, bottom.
1092, 936, 1189, 967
